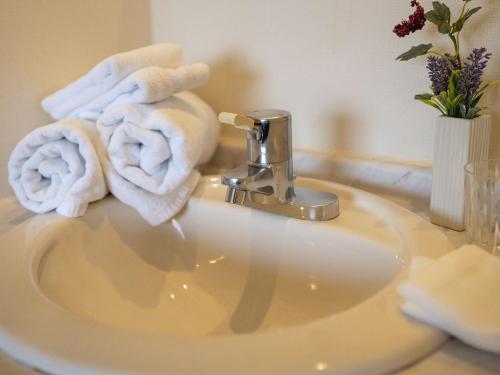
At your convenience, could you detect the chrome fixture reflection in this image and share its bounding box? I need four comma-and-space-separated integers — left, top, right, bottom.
219, 109, 339, 220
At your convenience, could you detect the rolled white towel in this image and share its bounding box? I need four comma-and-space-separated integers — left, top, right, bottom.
69, 63, 210, 121
8, 119, 108, 217
42, 44, 182, 120
97, 91, 219, 225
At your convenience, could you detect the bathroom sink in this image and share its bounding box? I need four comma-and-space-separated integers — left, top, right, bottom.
0, 176, 453, 374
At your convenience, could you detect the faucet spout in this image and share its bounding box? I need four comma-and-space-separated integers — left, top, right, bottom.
222, 165, 272, 204
221, 161, 294, 201
221, 165, 271, 192
219, 109, 339, 221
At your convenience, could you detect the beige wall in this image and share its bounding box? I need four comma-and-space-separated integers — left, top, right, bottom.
1, 1, 499, 198
0, 0, 152, 197
151, 0, 500, 164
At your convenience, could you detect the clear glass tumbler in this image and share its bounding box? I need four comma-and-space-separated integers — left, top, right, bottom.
464, 159, 500, 255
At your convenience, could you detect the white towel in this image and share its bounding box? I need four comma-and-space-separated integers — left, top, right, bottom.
68, 63, 210, 120
42, 44, 182, 120
8, 119, 108, 217
96, 91, 219, 225
398, 245, 500, 353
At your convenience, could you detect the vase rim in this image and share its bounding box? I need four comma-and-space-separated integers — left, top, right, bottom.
438, 114, 491, 120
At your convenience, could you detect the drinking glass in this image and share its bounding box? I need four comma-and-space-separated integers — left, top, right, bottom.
464, 159, 500, 255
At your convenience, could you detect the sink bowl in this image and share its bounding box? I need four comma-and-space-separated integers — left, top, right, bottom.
0, 176, 453, 374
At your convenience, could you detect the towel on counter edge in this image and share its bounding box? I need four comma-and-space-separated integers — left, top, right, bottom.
398, 245, 500, 354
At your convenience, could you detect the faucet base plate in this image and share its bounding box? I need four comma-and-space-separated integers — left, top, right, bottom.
225, 186, 339, 221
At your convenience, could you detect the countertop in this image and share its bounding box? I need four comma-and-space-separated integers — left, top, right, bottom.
1, 139, 499, 374
204, 138, 500, 375
364, 191, 500, 375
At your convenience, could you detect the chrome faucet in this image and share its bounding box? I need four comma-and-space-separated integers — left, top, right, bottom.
219, 109, 339, 221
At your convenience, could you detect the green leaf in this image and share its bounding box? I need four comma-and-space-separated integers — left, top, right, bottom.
471, 93, 483, 107
419, 98, 446, 115
432, 95, 448, 113
415, 93, 433, 100
474, 79, 500, 97
446, 97, 453, 109
459, 103, 467, 118
396, 43, 433, 61
483, 79, 500, 89
464, 7, 481, 21
438, 91, 448, 103
448, 77, 456, 100
447, 70, 461, 101
450, 94, 464, 114
438, 21, 451, 34
452, 18, 465, 33
428, 2, 451, 34
425, 10, 442, 25
466, 106, 482, 119
433, 2, 450, 22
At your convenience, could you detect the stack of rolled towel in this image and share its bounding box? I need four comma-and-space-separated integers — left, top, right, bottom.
8, 44, 219, 225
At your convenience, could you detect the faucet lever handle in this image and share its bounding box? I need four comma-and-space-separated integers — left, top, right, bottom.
218, 112, 255, 132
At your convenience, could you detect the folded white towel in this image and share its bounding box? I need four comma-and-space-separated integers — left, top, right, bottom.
68, 63, 210, 120
8, 119, 108, 217
96, 91, 219, 225
42, 44, 182, 120
398, 245, 500, 353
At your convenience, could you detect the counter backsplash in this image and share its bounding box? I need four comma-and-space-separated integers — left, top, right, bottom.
201, 137, 433, 210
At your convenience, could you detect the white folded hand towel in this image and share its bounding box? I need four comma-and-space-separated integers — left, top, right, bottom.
398, 245, 500, 353
8, 119, 108, 217
69, 63, 210, 120
96, 91, 219, 225
42, 44, 182, 120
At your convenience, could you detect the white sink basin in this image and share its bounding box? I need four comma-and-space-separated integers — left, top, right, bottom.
0, 176, 453, 374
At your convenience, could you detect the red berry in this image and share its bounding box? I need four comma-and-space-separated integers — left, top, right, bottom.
393, 1, 426, 38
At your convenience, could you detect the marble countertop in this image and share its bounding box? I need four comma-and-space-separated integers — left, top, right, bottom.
203, 138, 500, 375
1, 138, 499, 374
356, 192, 500, 375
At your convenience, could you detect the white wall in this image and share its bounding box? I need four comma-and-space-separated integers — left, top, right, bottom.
0, 0, 152, 197
151, 0, 500, 165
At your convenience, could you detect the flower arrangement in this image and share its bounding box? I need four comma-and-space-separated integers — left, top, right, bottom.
394, 0, 498, 119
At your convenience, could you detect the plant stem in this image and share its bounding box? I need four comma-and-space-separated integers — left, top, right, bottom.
428, 50, 446, 58
449, 34, 461, 67
454, 1, 468, 68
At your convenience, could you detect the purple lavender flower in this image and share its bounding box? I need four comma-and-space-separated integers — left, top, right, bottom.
458, 47, 492, 97
427, 56, 459, 95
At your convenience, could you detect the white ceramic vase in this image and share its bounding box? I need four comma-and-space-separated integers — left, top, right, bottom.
430, 115, 491, 231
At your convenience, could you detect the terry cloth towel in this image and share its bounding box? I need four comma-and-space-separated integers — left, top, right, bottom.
42, 43, 182, 120
8, 119, 108, 217
398, 245, 500, 354
68, 63, 210, 120
96, 91, 219, 225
